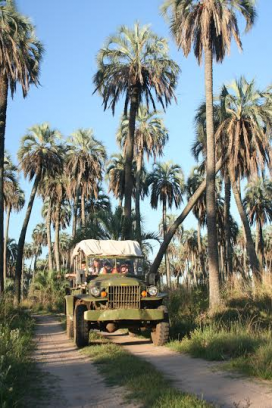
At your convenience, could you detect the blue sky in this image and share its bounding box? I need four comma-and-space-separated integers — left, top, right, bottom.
5, 0, 272, 256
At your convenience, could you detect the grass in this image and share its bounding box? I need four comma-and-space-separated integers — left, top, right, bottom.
166, 280, 272, 381
0, 295, 48, 407
224, 342, 272, 380
83, 333, 213, 408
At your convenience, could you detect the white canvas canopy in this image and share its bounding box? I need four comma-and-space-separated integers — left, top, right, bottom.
72, 239, 143, 258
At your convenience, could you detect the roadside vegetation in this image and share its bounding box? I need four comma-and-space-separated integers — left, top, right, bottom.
25, 270, 67, 313
167, 279, 272, 380
83, 333, 212, 408
0, 296, 41, 407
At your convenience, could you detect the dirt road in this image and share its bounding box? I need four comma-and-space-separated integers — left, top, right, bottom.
32, 315, 138, 408
107, 332, 272, 408
32, 315, 272, 408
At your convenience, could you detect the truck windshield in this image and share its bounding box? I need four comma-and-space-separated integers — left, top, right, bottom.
87, 257, 144, 276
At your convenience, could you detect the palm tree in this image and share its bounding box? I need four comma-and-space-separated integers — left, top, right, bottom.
32, 223, 47, 272
117, 106, 169, 243
4, 182, 25, 284
217, 77, 272, 278
163, 0, 256, 308
0, 1, 43, 292
15, 123, 63, 303
193, 100, 235, 277
6, 238, 18, 278
39, 177, 55, 271
147, 161, 184, 286
244, 178, 272, 266
66, 129, 106, 236
59, 232, 71, 269
3, 153, 25, 285
94, 23, 179, 239
105, 154, 135, 208
50, 176, 71, 272
187, 167, 206, 276
85, 188, 111, 221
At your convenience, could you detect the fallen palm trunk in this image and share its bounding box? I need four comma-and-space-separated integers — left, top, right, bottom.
150, 156, 226, 275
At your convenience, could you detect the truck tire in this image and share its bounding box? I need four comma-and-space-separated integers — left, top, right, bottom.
74, 304, 89, 348
66, 316, 74, 339
151, 305, 169, 346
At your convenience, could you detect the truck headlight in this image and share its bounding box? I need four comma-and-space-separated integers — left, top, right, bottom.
148, 286, 158, 296
90, 287, 100, 297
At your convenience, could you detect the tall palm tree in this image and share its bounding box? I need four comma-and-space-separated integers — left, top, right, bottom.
59, 232, 71, 269
85, 188, 111, 220
193, 100, 234, 276
244, 178, 272, 266
15, 123, 63, 303
4, 182, 25, 284
217, 77, 272, 278
50, 176, 70, 272
94, 23, 179, 239
3, 152, 25, 285
117, 106, 169, 243
163, 0, 256, 308
147, 161, 184, 286
0, 1, 43, 292
39, 177, 55, 271
66, 129, 106, 236
187, 167, 206, 275
6, 238, 18, 278
32, 223, 47, 272
106, 154, 138, 209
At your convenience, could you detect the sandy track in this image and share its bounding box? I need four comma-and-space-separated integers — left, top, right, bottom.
32, 315, 137, 408
107, 332, 272, 408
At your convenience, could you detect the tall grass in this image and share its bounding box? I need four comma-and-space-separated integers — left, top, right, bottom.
0, 295, 35, 407
167, 279, 272, 380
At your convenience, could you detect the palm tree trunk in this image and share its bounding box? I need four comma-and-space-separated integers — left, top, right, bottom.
258, 221, 264, 267
123, 85, 139, 239
72, 184, 80, 238
33, 252, 38, 274
204, 46, 220, 309
163, 198, 171, 288
197, 219, 205, 276
135, 149, 143, 244
255, 222, 259, 253
54, 199, 61, 272
4, 204, 11, 286
149, 156, 226, 277
224, 173, 233, 276
81, 189, 86, 227
46, 199, 53, 271
229, 166, 261, 279
0, 73, 8, 294
15, 173, 41, 303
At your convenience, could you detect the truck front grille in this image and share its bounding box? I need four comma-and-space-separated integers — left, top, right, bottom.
108, 285, 140, 309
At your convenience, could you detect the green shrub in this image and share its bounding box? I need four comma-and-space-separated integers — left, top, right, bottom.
28, 270, 68, 312
166, 285, 209, 339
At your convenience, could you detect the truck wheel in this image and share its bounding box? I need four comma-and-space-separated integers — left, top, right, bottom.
151, 305, 169, 346
74, 305, 89, 348
66, 316, 74, 339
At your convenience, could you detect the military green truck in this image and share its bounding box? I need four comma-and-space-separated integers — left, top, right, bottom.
65, 239, 169, 348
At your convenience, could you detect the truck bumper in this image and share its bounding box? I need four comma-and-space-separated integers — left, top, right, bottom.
84, 308, 164, 321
